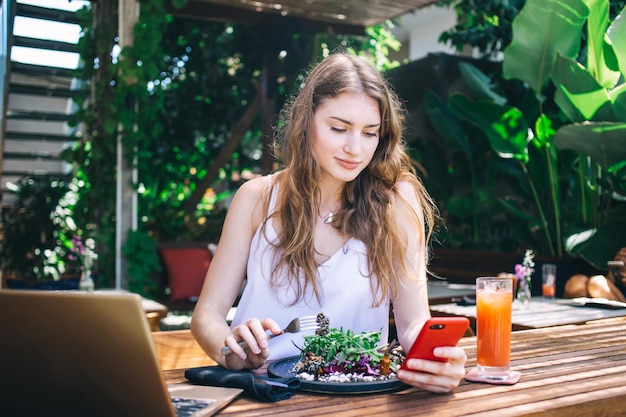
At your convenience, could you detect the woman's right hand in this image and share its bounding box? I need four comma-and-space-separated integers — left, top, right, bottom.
222, 317, 282, 370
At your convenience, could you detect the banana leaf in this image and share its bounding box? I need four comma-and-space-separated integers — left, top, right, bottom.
503, 0, 588, 92
458, 62, 507, 105
606, 5, 626, 75
610, 161, 626, 197
423, 89, 472, 156
584, 0, 621, 88
448, 94, 530, 163
552, 55, 616, 122
565, 220, 626, 269
554, 122, 626, 169
611, 83, 626, 122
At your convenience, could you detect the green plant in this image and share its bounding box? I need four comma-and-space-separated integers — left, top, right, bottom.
438, 0, 525, 58
0, 176, 72, 281
395, 54, 515, 251
422, 84, 508, 251
438, 0, 626, 58
122, 230, 161, 296
439, 0, 626, 268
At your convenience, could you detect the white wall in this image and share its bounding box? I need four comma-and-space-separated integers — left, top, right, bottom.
391, 5, 457, 62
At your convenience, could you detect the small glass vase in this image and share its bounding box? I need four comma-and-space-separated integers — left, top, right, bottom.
79, 270, 95, 292
516, 279, 531, 309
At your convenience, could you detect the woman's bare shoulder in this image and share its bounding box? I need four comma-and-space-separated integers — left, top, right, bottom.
237, 175, 268, 194
393, 176, 421, 205
390, 176, 426, 229
230, 175, 273, 226
235, 175, 270, 198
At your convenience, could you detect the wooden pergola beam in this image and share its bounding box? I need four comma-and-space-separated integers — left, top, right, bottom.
166, 2, 366, 36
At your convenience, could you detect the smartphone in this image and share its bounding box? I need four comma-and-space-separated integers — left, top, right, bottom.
400, 316, 469, 370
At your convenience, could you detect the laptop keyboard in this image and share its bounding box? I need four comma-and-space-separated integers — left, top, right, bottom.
171, 397, 214, 417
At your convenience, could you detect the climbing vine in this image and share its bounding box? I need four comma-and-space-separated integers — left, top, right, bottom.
69, 0, 169, 292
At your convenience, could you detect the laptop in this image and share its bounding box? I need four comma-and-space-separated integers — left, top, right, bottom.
0, 290, 242, 417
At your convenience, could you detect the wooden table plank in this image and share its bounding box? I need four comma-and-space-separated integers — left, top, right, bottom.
163, 321, 626, 416
152, 330, 216, 370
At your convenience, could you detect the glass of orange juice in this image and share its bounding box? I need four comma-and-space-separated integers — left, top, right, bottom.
476, 276, 513, 380
542, 263, 557, 299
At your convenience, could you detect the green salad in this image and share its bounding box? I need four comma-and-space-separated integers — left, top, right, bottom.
292, 313, 404, 378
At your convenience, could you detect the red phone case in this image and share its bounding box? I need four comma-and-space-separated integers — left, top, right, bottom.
400, 316, 469, 370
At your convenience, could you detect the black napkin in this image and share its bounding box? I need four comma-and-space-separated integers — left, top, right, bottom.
184, 366, 301, 402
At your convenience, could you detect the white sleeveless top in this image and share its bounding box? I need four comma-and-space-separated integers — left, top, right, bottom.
231, 177, 390, 360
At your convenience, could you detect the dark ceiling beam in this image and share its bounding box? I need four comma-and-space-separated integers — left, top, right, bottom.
165, 2, 366, 36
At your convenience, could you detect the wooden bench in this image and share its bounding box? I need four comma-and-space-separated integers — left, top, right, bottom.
428, 248, 520, 285
428, 247, 600, 297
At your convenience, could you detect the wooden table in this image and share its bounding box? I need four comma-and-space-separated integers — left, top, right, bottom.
93, 289, 169, 331
431, 296, 626, 331
162, 321, 626, 416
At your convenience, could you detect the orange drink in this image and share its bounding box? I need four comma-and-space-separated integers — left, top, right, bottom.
542, 283, 556, 297
542, 263, 557, 299
476, 277, 513, 380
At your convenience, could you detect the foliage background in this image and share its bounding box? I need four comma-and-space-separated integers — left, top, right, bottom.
425, 0, 626, 268
8, 0, 624, 289
67, 0, 402, 293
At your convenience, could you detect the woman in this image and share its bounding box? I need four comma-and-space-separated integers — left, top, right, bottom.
191, 52, 467, 393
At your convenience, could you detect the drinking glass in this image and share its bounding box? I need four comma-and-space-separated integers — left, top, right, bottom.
542, 263, 557, 299
476, 277, 513, 380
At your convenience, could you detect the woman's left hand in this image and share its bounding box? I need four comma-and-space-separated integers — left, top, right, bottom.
396, 346, 467, 393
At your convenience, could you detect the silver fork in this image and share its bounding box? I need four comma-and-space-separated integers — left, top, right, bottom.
220, 315, 319, 355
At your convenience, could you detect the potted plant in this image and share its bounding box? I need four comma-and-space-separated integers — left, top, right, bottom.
425, 0, 626, 270
0, 175, 85, 289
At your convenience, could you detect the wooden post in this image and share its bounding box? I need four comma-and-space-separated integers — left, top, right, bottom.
115, 0, 139, 290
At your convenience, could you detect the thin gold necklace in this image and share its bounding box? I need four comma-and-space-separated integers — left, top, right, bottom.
318, 206, 338, 224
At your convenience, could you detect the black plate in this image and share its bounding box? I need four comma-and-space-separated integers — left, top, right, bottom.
267, 356, 407, 394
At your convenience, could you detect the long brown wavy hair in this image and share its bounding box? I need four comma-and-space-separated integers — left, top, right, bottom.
265, 52, 438, 307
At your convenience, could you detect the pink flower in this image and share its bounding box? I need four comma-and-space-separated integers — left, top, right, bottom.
515, 264, 531, 288
68, 235, 98, 272
515, 249, 535, 289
